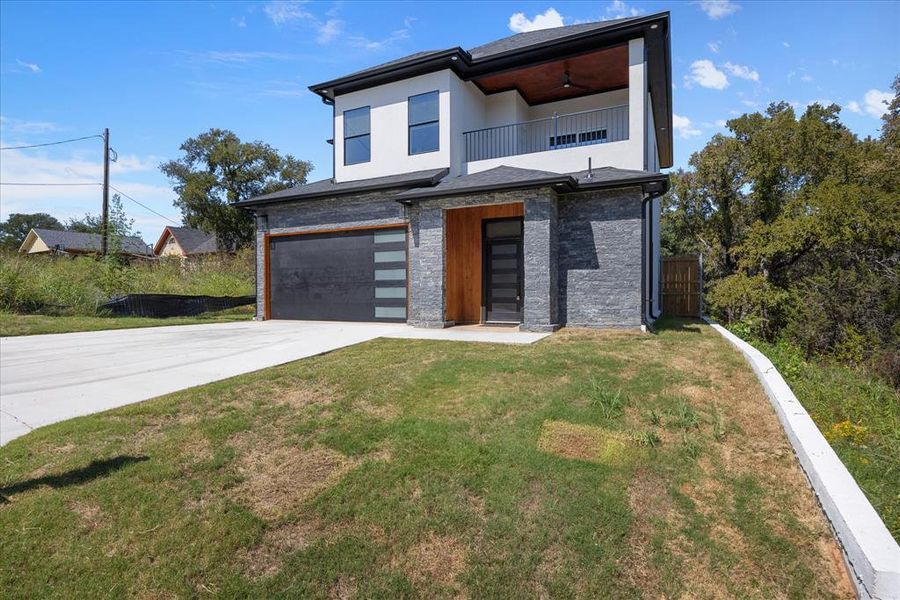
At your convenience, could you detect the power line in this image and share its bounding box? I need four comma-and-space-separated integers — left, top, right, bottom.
109, 184, 179, 225
0, 134, 104, 151
0, 182, 101, 186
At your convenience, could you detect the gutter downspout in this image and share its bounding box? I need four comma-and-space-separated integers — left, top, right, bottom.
641, 188, 665, 329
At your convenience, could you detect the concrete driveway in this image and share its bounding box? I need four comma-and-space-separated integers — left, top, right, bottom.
0, 321, 548, 445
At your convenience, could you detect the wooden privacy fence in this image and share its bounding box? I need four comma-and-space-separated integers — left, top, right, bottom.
662, 254, 703, 317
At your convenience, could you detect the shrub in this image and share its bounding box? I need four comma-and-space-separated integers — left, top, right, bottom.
0, 249, 255, 316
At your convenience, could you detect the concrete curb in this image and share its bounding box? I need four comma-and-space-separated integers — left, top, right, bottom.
705, 318, 900, 600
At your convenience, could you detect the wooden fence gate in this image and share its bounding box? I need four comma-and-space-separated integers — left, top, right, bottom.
661, 254, 703, 317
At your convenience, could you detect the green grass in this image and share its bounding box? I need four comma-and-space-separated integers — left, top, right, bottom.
0, 249, 255, 316
0, 308, 253, 337
750, 339, 900, 539
0, 320, 853, 598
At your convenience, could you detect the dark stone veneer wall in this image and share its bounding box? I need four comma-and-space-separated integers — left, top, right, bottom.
251, 184, 644, 328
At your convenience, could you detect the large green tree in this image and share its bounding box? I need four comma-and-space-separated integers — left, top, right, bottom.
662, 76, 899, 381
0, 213, 63, 250
160, 129, 312, 250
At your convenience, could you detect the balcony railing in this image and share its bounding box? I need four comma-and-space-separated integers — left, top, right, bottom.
463, 105, 629, 163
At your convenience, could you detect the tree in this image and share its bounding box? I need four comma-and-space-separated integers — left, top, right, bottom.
160, 129, 312, 250
66, 194, 137, 239
662, 75, 899, 380
0, 213, 64, 250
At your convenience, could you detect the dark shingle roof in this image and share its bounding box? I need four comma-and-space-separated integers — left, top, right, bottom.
336, 49, 455, 82
468, 17, 635, 60
32, 228, 152, 256
393, 165, 668, 202
311, 14, 656, 92
394, 166, 573, 201
166, 227, 219, 255
235, 168, 449, 207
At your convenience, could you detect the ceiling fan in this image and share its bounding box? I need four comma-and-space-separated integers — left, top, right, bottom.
561, 71, 590, 91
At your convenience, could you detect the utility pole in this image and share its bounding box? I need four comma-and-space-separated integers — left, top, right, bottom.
101, 127, 110, 256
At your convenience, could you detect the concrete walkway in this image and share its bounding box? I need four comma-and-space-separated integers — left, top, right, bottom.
0, 320, 548, 445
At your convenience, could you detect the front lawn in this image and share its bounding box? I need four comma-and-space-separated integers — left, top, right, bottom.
0, 320, 853, 598
0, 309, 254, 337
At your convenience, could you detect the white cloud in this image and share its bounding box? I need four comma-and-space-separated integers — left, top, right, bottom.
695, 0, 740, 19
672, 113, 702, 138
800, 74, 813, 83
0, 147, 177, 237
317, 18, 343, 44
723, 61, 759, 82
782, 41, 790, 48
606, 0, 643, 19
684, 59, 729, 90
189, 51, 299, 64
846, 100, 862, 114
707, 41, 720, 53
508, 8, 564, 33
740, 99, 759, 108
0, 116, 60, 135
862, 89, 892, 118
714, 119, 728, 127
263, 0, 312, 25
349, 28, 410, 51
15, 58, 41, 73
232, 16, 247, 28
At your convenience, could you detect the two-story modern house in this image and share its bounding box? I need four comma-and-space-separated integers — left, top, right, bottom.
236, 12, 672, 331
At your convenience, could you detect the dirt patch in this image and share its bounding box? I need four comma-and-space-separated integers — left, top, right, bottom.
620, 469, 672, 596
537, 420, 634, 466
328, 575, 357, 599
356, 400, 400, 420
241, 518, 325, 578
275, 384, 339, 410
393, 533, 467, 590
67, 500, 104, 530
229, 438, 356, 520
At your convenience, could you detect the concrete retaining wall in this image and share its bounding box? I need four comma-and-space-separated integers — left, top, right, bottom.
707, 319, 900, 600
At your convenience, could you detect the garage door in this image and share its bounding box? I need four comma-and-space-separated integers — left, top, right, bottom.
268, 227, 407, 322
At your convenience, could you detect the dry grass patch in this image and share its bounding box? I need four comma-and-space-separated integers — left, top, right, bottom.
393, 533, 467, 591
537, 420, 637, 466
229, 437, 356, 520
66, 500, 105, 530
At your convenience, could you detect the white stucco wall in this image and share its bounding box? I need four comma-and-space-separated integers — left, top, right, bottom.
332, 36, 651, 181
334, 70, 453, 182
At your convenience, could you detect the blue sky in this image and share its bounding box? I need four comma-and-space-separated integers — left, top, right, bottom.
1, 0, 897, 239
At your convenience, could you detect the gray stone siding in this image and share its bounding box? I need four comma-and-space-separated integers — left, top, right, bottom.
557, 186, 644, 327
249, 183, 644, 328
408, 187, 557, 327
522, 194, 559, 331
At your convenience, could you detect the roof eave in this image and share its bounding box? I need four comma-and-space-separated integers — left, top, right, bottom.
576, 173, 670, 195
235, 168, 450, 209
309, 49, 470, 101
395, 176, 577, 204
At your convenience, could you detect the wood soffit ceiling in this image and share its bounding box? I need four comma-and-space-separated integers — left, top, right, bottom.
471, 44, 629, 105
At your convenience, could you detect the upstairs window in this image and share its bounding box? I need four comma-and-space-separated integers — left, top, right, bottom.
408, 91, 439, 155
344, 106, 370, 165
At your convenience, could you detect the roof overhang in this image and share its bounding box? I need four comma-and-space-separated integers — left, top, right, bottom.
309, 12, 672, 167
235, 168, 449, 209
395, 171, 669, 204
152, 226, 174, 255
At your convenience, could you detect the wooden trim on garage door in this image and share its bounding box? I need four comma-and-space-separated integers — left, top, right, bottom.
263, 222, 409, 321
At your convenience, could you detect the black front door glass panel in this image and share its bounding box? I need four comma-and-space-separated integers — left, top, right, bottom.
483, 218, 523, 323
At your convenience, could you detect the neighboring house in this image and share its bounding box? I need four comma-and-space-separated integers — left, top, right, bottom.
153, 226, 220, 258
236, 12, 672, 331
18, 228, 153, 258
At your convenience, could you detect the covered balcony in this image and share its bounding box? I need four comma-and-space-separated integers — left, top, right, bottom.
463, 105, 629, 162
